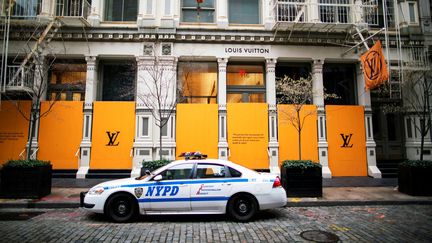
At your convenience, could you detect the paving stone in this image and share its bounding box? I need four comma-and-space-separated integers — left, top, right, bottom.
0, 205, 431, 242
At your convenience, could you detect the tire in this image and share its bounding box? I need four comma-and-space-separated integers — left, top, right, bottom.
227, 194, 258, 221
105, 193, 137, 223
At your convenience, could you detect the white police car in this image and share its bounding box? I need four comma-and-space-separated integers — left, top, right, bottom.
81, 154, 287, 222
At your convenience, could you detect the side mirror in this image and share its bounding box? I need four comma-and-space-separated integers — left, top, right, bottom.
145, 170, 151, 175
153, 174, 163, 181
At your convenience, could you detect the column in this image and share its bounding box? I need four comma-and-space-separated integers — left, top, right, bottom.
133, 54, 156, 177
39, 0, 54, 19
354, 0, 364, 24
308, 0, 320, 23
161, 0, 175, 28
266, 58, 279, 174
88, 0, 101, 26
217, 0, 229, 28
263, 0, 274, 30
137, 0, 156, 27
312, 59, 331, 178
158, 56, 177, 161
356, 63, 381, 178
217, 58, 228, 159
77, 56, 98, 179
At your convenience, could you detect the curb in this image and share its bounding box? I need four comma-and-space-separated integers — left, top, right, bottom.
1, 200, 432, 209
0, 202, 80, 209
286, 200, 432, 207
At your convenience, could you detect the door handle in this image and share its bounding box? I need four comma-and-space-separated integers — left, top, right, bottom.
225, 183, 232, 186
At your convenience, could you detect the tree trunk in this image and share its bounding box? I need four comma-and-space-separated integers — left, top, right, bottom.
26, 104, 38, 160
297, 109, 302, 160
159, 127, 163, 161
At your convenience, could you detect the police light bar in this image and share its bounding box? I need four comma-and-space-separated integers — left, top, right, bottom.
179, 151, 208, 160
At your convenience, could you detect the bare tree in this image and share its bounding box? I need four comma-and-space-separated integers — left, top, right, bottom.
137, 45, 186, 161
276, 75, 337, 160
400, 66, 432, 161
1, 15, 66, 160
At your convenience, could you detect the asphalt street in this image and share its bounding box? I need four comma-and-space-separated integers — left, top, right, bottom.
0, 205, 431, 242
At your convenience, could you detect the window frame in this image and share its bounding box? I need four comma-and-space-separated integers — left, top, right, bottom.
104, 0, 138, 22
180, 0, 216, 23
154, 163, 194, 181
226, 63, 266, 103
228, 0, 262, 25
407, 1, 419, 24
194, 163, 228, 179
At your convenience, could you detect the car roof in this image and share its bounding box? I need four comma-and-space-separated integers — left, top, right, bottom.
169, 159, 259, 176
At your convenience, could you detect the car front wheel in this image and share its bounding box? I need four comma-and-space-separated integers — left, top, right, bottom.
227, 194, 258, 221
105, 193, 137, 223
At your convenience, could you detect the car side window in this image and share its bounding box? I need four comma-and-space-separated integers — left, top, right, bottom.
196, 164, 226, 179
157, 163, 193, 180
228, 167, 242, 177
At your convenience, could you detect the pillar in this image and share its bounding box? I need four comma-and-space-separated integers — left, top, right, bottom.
88, 0, 101, 26
312, 59, 332, 178
217, 58, 228, 159
356, 63, 381, 178
266, 58, 279, 174
217, 0, 228, 28
77, 55, 98, 178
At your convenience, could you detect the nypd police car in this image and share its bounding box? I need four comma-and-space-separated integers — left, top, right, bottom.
81, 154, 287, 222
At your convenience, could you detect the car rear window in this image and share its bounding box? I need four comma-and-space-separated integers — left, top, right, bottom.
228, 167, 242, 177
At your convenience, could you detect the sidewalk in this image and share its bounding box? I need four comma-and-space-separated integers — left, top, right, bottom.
0, 178, 431, 209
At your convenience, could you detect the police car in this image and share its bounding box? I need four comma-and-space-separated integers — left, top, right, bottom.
81, 152, 287, 222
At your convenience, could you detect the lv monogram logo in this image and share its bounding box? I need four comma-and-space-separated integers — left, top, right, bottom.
106, 131, 120, 146
340, 133, 353, 148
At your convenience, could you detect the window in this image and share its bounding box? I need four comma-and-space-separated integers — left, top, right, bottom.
181, 0, 215, 23
229, 0, 260, 24
196, 164, 226, 179
319, 0, 350, 23
101, 61, 135, 101
376, 0, 395, 28
227, 64, 265, 103
48, 62, 86, 101
12, 0, 41, 18
141, 117, 149, 136
105, 0, 137, 21
408, 2, 417, 23
228, 167, 242, 177
178, 62, 217, 104
158, 163, 193, 180
161, 118, 168, 137
276, 63, 311, 104
323, 64, 357, 105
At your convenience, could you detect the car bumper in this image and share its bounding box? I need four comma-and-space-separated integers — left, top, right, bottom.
257, 187, 287, 210
81, 192, 106, 214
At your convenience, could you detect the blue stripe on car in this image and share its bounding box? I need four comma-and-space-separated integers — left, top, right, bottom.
103, 178, 249, 190
138, 197, 229, 203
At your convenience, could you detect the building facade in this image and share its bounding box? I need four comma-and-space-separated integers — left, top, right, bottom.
1, 0, 431, 178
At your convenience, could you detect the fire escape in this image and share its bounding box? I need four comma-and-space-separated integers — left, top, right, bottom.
1, 0, 90, 98
271, 0, 429, 100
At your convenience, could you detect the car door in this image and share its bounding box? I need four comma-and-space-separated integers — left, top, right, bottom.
146, 163, 194, 211
190, 163, 233, 212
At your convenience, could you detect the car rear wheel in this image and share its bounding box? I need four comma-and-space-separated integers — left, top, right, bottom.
105, 193, 137, 223
227, 194, 258, 221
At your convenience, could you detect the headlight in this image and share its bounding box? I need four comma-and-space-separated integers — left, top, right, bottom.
88, 186, 105, 195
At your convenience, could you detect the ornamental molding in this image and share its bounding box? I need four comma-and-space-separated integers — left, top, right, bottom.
8, 28, 422, 48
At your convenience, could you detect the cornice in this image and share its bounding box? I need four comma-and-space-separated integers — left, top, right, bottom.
8, 28, 426, 47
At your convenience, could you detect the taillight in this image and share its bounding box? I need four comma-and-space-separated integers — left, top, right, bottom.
273, 176, 282, 188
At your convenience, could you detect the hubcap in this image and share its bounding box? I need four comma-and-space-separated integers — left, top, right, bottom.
117, 203, 126, 215
237, 199, 250, 215
238, 203, 248, 213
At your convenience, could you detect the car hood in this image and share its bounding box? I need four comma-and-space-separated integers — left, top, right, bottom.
92, 177, 146, 189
